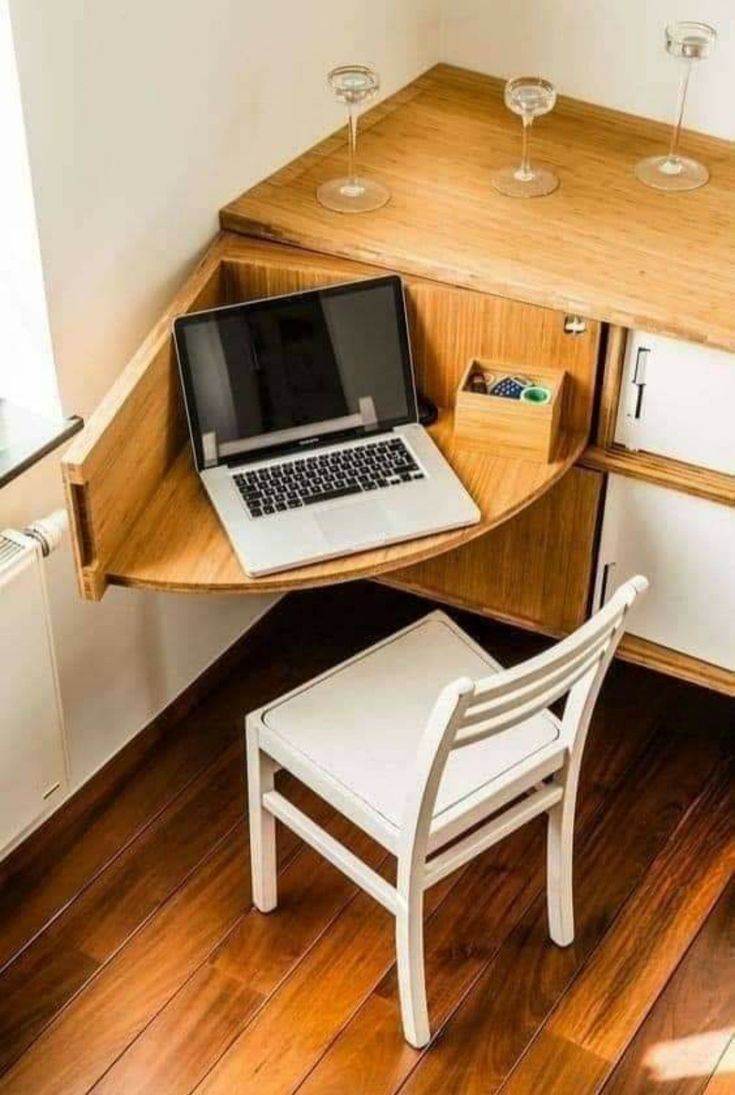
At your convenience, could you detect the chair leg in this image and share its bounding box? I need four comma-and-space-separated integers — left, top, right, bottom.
395, 891, 430, 1048
246, 722, 278, 913
546, 797, 575, 946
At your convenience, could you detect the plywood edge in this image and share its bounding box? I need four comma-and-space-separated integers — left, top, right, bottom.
220, 211, 735, 353
581, 445, 735, 506
618, 635, 734, 697
595, 326, 628, 448
62, 470, 105, 601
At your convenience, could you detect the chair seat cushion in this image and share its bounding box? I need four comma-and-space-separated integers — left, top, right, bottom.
261, 612, 561, 829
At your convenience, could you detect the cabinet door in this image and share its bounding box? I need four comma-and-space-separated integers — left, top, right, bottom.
615, 331, 735, 474
386, 467, 602, 635
595, 475, 735, 669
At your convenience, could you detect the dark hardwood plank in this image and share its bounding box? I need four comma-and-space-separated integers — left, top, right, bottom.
91, 814, 386, 1094
603, 880, 735, 1095
0, 690, 238, 974
0, 778, 331, 1095
192, 864, 461, 1093
399, 688, 733, 1095
500, 765, 734, 1095
0, 742, 243, 1074
297, 657, 667, 1094
0, 828, 248, 1095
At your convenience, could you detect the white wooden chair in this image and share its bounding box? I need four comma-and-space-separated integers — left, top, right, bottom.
246, 575, 648, 1047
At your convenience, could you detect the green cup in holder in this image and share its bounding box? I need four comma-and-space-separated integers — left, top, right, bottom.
520, 385, 551, 406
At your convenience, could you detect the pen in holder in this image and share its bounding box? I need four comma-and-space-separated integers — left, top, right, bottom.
454, 359, 566, 461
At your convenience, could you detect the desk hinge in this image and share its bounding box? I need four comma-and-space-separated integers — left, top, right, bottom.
563, 314, 588, 335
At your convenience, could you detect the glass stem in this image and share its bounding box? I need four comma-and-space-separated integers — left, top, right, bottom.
518, 115, 533, 181
347, 105, 359, 187
667, 58, 692, 167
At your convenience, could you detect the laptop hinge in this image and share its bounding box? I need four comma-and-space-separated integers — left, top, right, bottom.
202, 431, 218, 468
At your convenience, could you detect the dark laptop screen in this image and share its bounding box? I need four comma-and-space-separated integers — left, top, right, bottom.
174, 275, 416, 469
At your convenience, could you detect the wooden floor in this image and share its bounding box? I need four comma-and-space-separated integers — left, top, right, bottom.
0, 582, 733, 1095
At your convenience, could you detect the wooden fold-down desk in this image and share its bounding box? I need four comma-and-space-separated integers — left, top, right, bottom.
63, 64, 735, 693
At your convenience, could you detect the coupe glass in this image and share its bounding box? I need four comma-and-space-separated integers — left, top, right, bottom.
317, 64, 390, 213
635, 22, 717, 191
493, 76, 558, 198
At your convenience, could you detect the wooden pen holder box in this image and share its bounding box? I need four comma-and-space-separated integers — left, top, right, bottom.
454, 359, 567, 461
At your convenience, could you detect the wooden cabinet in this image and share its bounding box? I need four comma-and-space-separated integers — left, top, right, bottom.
55, 63, 735, 697
595, 475, 735, 671
385, 467, 603, 636
64, 235, 600, 601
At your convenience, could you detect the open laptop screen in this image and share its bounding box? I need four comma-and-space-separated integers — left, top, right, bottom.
174, 275, 416, 470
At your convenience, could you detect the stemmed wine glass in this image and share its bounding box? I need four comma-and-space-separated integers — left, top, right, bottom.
493, 76, 558, 198
317, 64, 390, 213
635, 22, 717, 191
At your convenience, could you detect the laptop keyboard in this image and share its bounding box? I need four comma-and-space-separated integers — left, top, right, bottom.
233, 437, 425, 519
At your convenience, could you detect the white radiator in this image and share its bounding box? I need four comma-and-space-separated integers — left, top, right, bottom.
0, 511, 68, 855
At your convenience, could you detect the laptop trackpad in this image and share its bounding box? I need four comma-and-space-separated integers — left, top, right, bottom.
315, 502, 388, 549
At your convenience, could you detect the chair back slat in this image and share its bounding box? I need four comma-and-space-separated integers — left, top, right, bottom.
458, 629, 614, 733
453, 642, 611, 748
397, 575, 648, 901
449, 579, 645, 752
472, 595, 627, 704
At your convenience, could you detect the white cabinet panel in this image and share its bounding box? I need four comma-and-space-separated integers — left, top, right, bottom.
615, 332, 735, 474
595, 476, 735, 670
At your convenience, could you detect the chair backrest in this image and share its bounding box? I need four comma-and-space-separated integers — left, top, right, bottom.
453, 574, 649, 752
397, 575, 648, 890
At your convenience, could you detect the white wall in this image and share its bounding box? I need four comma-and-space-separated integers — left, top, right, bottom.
442, 0, 735, 140
0, 0, 59, 416
1, 0, 441, 811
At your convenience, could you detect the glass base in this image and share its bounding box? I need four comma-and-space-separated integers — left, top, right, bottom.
317, 176, 390, 213
634, 154, 709, 191
492, 164, 559, 198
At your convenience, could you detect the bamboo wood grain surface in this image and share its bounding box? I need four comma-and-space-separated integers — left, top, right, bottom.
222, 64, 735, 353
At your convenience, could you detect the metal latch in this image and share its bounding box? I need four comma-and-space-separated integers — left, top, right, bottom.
563, 314, 587, 335
599, 561, 616, 607
627, 346, 650, 420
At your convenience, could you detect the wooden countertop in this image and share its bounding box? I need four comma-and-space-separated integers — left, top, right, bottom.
222, 64, 735, 353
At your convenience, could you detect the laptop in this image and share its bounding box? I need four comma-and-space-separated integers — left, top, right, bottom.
173, 274, 480, 577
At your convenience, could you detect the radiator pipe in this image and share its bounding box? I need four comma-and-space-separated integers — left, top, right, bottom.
23, 508, 68, 557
